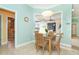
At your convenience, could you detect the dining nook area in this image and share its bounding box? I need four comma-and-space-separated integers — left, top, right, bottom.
35, 30, 63, 55
34, 10, 63, 55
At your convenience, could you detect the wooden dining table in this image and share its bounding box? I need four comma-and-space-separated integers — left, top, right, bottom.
43, 32, 56, 54
47, 38, 52, 54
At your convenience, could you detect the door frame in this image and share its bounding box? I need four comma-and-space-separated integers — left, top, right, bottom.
6, 16, 15, 48
0, 14, 3, 47
0, 7, 16, 48
50, 11, 63, 33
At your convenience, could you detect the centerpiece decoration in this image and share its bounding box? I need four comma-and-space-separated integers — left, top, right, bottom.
45, 28, 48, 36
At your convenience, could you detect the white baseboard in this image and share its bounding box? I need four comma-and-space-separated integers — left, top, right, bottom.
2, 41, 7, 45
15, 40, 72, 49
15, 40, 35, 48
60, 43, 72, 48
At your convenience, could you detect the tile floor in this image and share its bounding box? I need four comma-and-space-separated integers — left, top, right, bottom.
0, 43, 79, 55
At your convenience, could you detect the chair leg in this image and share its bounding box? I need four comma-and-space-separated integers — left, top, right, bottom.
55, 45, 60, 55
42, 44, 47, 54
57, 47, 60, 55
36, 45, 39, 52
42, 47, 45, 54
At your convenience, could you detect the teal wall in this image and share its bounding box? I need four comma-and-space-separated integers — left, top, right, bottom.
0, 4, 35, 47
33, 4, 72, 46
72, 17, 79, 36
0, 4, 72, 47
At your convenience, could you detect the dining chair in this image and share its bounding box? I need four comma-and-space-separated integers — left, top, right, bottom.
47, 31, 55, 39
52, 33, 63, 54
35, 31, 48, 54
45, 31, 55, 54
35, 31, 39, 50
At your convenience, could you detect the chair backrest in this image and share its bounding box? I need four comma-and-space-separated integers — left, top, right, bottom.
47, 31, 55, 39
38, 33, 44, 44
35, 31, 44, 46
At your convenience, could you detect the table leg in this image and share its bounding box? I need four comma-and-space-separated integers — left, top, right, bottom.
48, 39, 52, 55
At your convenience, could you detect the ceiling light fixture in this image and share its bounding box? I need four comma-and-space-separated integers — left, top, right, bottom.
41, 10, 54, 17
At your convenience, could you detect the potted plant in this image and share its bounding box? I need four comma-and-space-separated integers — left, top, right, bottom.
45, 28, 48, 36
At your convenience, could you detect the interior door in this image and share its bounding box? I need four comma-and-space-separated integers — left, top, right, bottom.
0, 15, 1, 47
8, 17, 15, 48
72, 24, 77, 36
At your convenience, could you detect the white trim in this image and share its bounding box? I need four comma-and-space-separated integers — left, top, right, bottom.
15, 40, 35, 48
60, 43, 76, 51
53, 11, 63, 33
15, 39, 72, 49
60, 43, 72, 48
15, 39, 72, 51
6, 16, 8, 47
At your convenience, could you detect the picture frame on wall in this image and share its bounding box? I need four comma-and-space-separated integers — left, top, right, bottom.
24, 17, 29, 22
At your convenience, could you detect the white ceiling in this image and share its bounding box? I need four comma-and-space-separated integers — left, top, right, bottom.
73, 4, 79, 17
28, 4, 59, 9
28, 4, 79, 17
